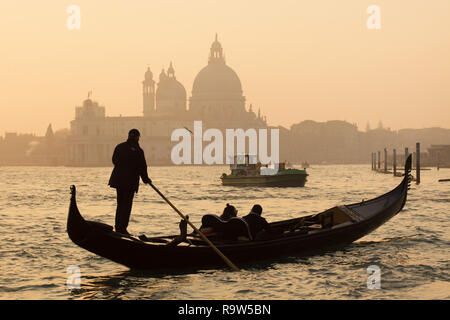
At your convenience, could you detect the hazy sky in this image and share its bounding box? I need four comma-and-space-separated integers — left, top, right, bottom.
1, 0, 449, 136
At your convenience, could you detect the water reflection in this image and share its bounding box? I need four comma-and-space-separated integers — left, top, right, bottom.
70, 270, 194, 300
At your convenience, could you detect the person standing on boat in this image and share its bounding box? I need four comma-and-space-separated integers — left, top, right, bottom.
108, 129, 152, 235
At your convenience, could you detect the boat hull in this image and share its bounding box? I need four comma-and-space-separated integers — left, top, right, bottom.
221, 172, 307, 187
67, 156, 411, 270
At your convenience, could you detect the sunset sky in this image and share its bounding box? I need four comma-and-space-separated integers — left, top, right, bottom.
0, 0, 449, 136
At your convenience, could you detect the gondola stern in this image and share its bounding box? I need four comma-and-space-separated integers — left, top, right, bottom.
67, 185, 92, 244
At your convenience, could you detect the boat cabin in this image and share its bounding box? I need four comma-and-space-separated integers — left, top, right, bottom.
228, 154, 288, 176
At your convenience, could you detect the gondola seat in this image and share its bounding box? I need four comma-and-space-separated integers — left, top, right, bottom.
199, 215, 253, 241
199, 214, 227, 236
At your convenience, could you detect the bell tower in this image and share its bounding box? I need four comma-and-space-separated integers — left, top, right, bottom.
143, 67, 155, 117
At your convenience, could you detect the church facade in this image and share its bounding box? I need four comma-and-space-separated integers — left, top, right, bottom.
68, 36, 267, 166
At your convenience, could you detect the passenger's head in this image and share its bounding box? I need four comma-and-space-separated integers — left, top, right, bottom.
250, 204, 263, 216
220, 203, 237, 221
128, 129, 141, 141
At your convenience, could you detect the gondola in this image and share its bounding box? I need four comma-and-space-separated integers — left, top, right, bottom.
67, 155, 412, 270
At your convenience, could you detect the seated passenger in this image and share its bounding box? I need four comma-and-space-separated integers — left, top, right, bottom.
199, 204, 237, 236
242, 204, 270, 239
220, 203, 238, 221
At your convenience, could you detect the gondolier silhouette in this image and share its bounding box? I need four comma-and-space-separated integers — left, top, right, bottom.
109, 129, 151, 235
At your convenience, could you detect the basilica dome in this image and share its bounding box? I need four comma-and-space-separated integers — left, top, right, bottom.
192, 63, 242, 96
191, 35, 243, 97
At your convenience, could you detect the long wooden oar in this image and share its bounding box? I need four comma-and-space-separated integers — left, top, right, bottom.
149, 183, 239, 271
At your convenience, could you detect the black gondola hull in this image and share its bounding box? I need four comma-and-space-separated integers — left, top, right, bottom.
67, 157, 411, 270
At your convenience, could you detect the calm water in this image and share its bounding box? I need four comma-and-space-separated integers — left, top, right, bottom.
0, 164, 448, 300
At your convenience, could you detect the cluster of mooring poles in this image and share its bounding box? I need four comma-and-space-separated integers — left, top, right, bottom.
371, 142, 421, 184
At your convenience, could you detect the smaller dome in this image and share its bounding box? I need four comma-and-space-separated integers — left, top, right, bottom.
156, 79, 186, 100
157, 65, 186, 100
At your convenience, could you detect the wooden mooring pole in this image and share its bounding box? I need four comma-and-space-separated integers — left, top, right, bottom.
372, 152, 375, 170
371, 153, 373, 170
393, 149, 397, 176
416, 142, 421, 184
374, 152, 376, 170
378, 151, 381, 170
437, 152, 440, 171
384, 148, 388, 172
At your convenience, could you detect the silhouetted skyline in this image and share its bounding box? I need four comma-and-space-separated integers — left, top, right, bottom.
1, 1, 450, 135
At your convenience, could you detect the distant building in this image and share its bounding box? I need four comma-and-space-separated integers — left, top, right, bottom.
427, 145, 450, 168
290, 120, 361, 164
0, 125, 67, 166
67, 35, 267, 166
30, 124, 67, 166
0, 132, 40, 165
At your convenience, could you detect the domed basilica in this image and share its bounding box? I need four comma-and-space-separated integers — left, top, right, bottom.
142, 35, 266, 127
68, 35, 268, 166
